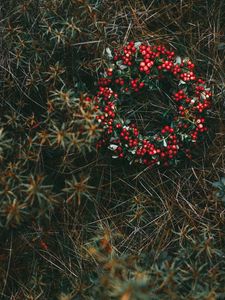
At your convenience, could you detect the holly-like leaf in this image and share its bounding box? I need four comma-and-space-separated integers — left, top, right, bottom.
108, 144, 118, 151
105, 47, 113, 59
175, 56, 182, 65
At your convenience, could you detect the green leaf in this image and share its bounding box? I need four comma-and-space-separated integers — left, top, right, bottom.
175, 56, 182, 65
105, 47, 113, 59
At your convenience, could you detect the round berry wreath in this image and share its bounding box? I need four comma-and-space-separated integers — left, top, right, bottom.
89, 41, 212, 167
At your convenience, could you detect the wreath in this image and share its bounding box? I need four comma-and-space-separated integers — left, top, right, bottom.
87, 41, 212, 167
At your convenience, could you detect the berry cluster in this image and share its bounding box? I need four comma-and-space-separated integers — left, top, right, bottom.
88, 42, 212, 167
130, 78, 145, 92
114, 41, 137, 66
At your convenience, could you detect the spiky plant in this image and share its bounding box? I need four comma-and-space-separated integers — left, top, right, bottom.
0, 0, 104, 226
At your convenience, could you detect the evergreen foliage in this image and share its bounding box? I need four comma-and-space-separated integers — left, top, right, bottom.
0, 0, 225, 299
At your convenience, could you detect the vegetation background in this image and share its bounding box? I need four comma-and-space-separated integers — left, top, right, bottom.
0, 0, 225, 299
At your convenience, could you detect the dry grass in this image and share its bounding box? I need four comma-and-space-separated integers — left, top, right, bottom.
1, 0, 225, 299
